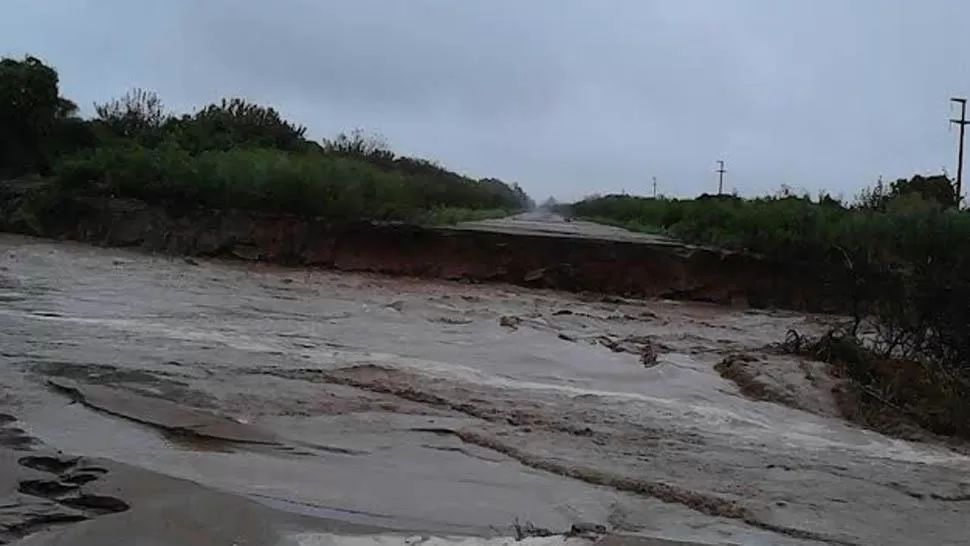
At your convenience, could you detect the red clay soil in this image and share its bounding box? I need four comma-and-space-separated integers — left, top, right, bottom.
0, 187, 843, 312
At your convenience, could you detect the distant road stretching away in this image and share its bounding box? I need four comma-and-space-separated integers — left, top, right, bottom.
452, 211, 680, 246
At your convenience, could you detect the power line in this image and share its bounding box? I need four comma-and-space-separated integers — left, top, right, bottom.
716, 160, 727, 195
950, 97, 968, 206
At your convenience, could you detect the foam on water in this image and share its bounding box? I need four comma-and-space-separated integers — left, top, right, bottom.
12, 304, 966, 468
352, 354, 970, 468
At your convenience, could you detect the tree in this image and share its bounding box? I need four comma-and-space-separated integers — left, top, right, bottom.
0, 55, 62, 176
169, 97, 309, 153
856, 174, 956, 211
888, 174, 956, 209
321, 128, 393, 161
51, 97, 98, 159
510, 182, 535, 210
94, 88, 168, 145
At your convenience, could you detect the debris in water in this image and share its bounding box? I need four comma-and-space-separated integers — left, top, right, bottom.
511, 518, 556, 540
640, 344, 659, 367
499, 315, 522, 330
430, 316, 474, 325
567, 522, 608, 537
596, 335, 663, 367
523, 268, 546, 282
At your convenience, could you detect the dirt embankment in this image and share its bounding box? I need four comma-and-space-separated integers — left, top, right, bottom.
0, 182, 842, 312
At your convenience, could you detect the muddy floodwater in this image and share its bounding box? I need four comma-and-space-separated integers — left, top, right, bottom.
1, 234, 969, 545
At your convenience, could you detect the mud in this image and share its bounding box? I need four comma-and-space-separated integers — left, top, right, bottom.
0, 234, 969, 544
47, 378, 280, 445
715, 350, 970, 453
0, 183, 845, 312
2, 448, 386, 546
714, 354, 842, 418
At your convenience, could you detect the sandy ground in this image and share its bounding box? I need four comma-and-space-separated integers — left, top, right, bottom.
0, 233, 968, 545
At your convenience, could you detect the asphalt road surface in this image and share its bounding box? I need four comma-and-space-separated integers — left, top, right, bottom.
451, 212, 679, 246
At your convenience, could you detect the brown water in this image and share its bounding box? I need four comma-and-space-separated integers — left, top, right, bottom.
1, 234, 969, 545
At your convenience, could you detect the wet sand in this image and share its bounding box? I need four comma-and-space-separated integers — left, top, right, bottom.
0, 233, 969, 545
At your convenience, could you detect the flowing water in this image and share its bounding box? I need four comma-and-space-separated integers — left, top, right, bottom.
0, 234, 968, 545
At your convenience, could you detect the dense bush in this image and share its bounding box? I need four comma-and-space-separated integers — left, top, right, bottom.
321, 129, 533, 211
53, 143, 523, 221
0, 55, 532, 222
569, 182, 959, 262
166, 97, 310, 153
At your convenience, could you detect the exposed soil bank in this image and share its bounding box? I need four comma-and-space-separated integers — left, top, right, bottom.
0, 182, 841, 312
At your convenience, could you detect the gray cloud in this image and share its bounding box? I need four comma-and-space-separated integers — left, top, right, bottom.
4, 0, 970, 201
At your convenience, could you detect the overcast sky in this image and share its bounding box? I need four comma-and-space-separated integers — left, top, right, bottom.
4, 1, 970, 201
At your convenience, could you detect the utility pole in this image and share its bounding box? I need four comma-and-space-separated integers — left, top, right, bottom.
652, 176, 657, 198
950, 97, 968, 206
716, 160, 727, 195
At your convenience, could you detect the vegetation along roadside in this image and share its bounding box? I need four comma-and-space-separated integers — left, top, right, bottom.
562, 177, 970, 442
0, 55, 533, 225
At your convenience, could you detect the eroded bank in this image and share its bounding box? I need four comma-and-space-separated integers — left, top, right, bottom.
0, 182, 844, 312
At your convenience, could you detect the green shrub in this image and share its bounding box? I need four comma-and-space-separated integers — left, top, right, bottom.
51, 143, 524, 223
1, 53, 533, 220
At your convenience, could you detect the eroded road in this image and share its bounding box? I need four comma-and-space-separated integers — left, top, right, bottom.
0, 234, 968, 545
452, 211, 678, 245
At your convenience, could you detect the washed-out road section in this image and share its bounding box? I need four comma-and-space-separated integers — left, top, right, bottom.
450, 212, 678, 245
0, 215, 967, 545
